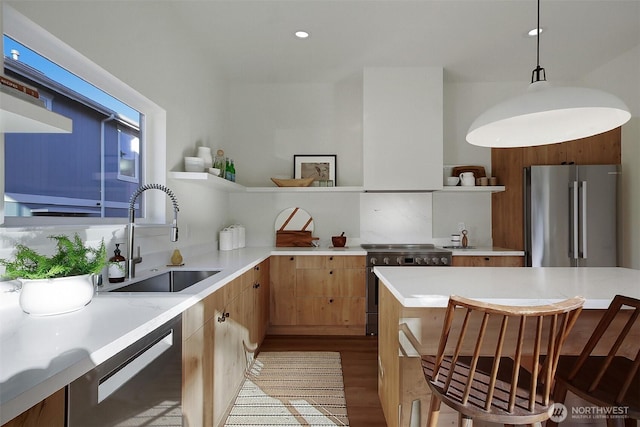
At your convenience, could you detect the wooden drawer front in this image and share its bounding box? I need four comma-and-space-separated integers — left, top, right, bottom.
296, 255, 365, 270
296, 296, 366, 326
223, 276, 245, 303
296, 269, 365, 297
451, 255, 524, 267
270, 256, 297, 325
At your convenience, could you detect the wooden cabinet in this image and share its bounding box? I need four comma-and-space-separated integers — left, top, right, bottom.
363, 67, 443, 191
182, 259, 270, 427
491, 127, 621, 250
451, 255, 524, 267
1, 388, 65, 427
270, 255, 366, 335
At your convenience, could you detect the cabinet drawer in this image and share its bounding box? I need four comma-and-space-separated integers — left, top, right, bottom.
451, 256, 524, 267
296, 296, 366, 326
295, 255, 365, 270
296, 269, 365, 297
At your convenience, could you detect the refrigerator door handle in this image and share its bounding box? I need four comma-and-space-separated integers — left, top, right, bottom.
580, 181, 587, 259
570, 181, 579, 260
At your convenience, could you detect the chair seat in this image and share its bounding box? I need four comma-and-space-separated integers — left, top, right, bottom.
422, 355, 553, 425
556, 356, 640, 419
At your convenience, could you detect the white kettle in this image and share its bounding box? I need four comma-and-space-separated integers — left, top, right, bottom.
459, 172, 475, 186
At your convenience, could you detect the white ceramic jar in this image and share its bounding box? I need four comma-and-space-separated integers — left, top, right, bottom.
196, 146, 213, 169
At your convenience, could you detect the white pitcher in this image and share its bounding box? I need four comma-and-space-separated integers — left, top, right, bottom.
460, 172, 475, 186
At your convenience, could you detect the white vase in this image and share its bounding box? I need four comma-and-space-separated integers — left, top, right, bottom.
196, 146, 213, 169
19, 274, 95, 316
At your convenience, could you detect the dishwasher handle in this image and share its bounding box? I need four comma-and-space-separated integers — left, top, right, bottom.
98, 329, 174, 403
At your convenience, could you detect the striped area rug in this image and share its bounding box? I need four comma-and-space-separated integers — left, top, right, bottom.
224, 351, 349, 426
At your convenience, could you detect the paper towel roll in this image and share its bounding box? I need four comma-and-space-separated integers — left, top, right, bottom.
219, 229, 234, 251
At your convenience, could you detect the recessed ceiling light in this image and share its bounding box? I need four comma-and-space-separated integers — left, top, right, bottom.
527, 27, 544, 37
295, 31, 309, 39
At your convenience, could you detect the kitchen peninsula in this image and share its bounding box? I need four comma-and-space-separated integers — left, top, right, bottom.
376, 266, 640, 427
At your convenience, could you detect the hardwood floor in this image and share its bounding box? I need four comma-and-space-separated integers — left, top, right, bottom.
259, 335, 387, 427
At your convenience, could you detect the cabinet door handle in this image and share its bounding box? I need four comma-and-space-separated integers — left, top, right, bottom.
484, 257, 490, 261
329, 270, 333, 275
217, 312, 230, 323
290, 257, 294, 261
329, 256, 334, 261
253, 283, 260, 289
329, 299, 334, 303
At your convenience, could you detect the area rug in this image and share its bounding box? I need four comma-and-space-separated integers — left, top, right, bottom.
224, 351, 349, 426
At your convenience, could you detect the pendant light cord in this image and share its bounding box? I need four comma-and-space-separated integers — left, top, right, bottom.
531, 0, 546, 83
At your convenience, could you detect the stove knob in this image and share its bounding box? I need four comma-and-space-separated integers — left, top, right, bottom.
431, 257, 440, 265
370, 257, 378, 265
415, 257, 422, 265
440, 257, 450, 265
383, 257, 390, 265
397, 257, 403, 265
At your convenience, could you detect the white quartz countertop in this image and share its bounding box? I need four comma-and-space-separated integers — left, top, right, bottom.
375, 266, 640, 309
449, 247, 524, 256
0, 245, 369, 423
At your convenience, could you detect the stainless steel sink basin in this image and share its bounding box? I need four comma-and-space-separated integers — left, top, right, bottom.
110, 270, 220, 293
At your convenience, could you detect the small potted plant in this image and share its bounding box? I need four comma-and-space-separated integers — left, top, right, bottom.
0, 233, 106, 316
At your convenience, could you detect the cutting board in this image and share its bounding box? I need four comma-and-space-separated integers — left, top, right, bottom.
451, 165, 486, 178
274, 207, 318, 247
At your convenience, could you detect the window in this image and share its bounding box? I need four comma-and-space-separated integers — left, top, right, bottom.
2, 4, 168, 226
3, 36, 142, 218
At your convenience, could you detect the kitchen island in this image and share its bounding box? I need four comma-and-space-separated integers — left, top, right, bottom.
376, 266, 640, 427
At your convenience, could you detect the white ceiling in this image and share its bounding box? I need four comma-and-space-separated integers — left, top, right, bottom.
8, 0, 640, 85
168, 0, 640, 84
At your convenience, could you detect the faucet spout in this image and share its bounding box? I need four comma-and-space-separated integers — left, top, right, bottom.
127, 184, 180, 279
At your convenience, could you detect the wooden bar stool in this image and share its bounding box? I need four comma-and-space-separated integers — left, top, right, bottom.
421, 295, 585, 427
549, 294, 640, 427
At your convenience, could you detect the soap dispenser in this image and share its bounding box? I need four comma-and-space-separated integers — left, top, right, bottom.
108, 243, 126, 283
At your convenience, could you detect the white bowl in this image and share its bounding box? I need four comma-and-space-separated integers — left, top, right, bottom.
184, 157, 204, 172
208, 167, 221, 176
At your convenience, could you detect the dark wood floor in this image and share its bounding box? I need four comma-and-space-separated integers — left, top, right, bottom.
259, 335, 387, 427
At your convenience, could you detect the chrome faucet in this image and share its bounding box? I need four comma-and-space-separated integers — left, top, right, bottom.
127, 184, 179, 279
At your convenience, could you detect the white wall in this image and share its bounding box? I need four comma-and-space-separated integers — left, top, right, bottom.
226, 76, 363, 187
581, 45, 640, 269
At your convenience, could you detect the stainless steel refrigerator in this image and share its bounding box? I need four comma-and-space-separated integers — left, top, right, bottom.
524, 164, 619, 267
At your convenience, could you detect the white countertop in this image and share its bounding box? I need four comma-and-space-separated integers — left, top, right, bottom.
0, 246, 365, 423
449, 247, 524, 256
375, 266, 640, 309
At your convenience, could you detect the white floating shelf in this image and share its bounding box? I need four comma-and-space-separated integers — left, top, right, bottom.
1, 92, 72, 133
246, 186, 364, 193
437, 186, 505, 193
168, 171, 245, 192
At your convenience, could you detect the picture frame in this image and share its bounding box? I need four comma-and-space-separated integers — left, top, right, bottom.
293, 155, 336, 185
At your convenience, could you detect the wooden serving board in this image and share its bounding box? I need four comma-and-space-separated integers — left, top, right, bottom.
276, 230, 319, 247
451, 165, 486, 178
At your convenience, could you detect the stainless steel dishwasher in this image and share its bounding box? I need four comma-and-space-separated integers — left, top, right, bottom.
67, 315, 183, 426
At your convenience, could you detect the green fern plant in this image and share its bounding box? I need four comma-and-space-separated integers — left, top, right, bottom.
0, 234, 106, 280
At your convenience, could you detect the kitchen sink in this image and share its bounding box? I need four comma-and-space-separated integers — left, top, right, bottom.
110, 270, 220, 293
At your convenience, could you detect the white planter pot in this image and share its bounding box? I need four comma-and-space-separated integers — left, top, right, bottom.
19, 274, 95, 316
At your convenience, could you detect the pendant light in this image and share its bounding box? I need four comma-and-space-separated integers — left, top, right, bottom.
466, 0, 631, 148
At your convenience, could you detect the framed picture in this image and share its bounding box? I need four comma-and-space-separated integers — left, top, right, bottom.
294, 155, 336, 185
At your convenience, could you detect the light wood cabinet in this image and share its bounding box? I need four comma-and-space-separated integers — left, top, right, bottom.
491, 127, 621, 250
182, 259, 270, 427
451, 255, 524, 267
1, 388, 65, 427
270, 255, 366, 335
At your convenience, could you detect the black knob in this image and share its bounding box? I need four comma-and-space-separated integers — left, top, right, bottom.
329, 270, 333, 275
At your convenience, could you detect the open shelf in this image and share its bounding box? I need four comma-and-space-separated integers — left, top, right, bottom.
438, 186, 505, 193
1, 92, 72, 133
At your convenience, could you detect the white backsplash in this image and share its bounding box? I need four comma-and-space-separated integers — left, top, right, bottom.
360, 192, 433, 244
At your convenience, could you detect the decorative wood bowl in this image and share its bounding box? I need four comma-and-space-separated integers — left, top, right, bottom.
270, 177, 314, 187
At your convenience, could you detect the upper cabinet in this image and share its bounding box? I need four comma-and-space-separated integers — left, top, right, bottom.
363, 67, 443, 191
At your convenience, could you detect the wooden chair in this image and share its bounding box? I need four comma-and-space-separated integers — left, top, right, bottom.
549, 294, 640, 427
421, 295, 585, 427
